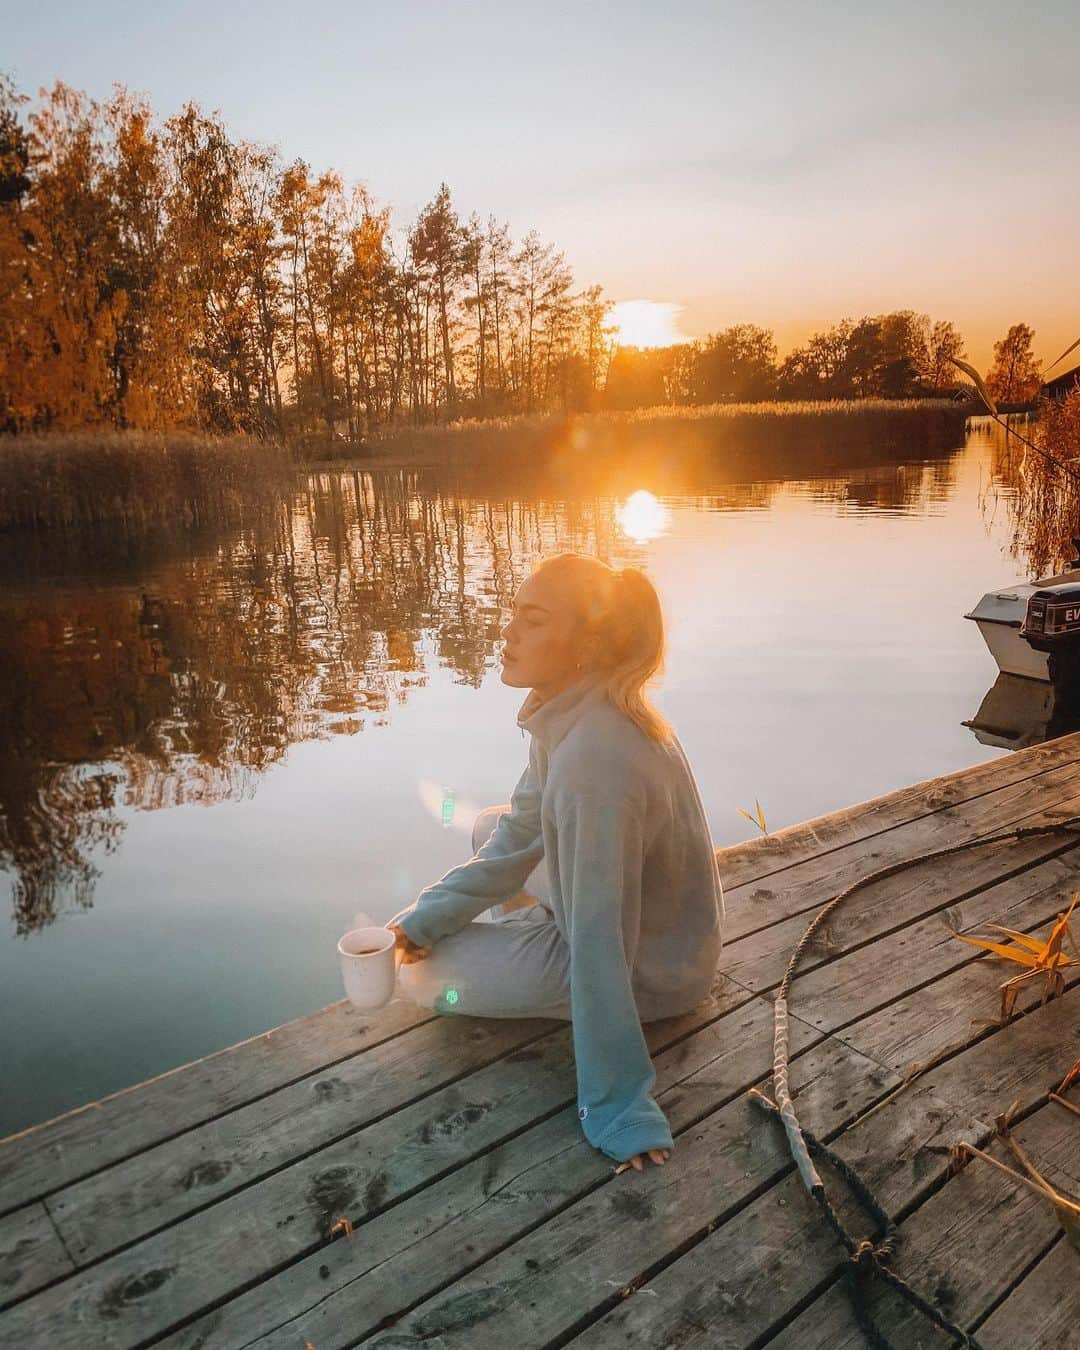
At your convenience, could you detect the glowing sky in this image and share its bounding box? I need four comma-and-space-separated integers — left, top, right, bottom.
6, 0, 1079, 369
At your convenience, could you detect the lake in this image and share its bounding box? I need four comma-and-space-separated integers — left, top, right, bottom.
0, 415, 1051, 1136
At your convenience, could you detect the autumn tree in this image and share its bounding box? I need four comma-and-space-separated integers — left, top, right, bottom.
921, 319, 966, 390
0, 76, 30, 206
690, 324, 777, 403
484, 217, 512, 408
104, 89, 184, 426
986, 323, 1041, 404
777, 311, 954, 400
778, 321, 854, 398
508, 230, 573, 413
409, 183, 462, 418
0, 82, 122, 429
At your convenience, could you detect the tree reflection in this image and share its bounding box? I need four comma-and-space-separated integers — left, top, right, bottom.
0, 439, 960, 933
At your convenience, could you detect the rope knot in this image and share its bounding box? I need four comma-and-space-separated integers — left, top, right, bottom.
850, 1238, 890, 1276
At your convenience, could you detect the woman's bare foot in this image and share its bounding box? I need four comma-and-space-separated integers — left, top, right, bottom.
613, 1148, 670, 1174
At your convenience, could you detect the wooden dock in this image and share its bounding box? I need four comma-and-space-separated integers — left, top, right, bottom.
3, 733, 1080, 1349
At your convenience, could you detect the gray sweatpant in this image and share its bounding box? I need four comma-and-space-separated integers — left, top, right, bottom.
392, 804, 575, 1020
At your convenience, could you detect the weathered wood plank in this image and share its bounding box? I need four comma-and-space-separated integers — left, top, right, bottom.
0, 1202, 74, 1310
838, 918, 1080, 1078
717, 730, 1080, 888
0, 996, 438, 1215
44, 1015, 562, 1267
0, 977, 759, 1347
722, 829, 1080, 996
563, 984, 1080, 1350
315, 1037, 898, 1350
977, 1237, 1080, 1349
153, 992, 825, 1350
165, 916, 1080, 1350
721, 755, 1080, 944
764, 1098, 1080, 1348
355, 1075, 974, 1350
783, 855, 1080, 1032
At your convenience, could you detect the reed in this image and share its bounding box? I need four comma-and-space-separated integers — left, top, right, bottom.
0, 429, 296, 536
1011, 387, 1080, 573
364, 398, 970, 464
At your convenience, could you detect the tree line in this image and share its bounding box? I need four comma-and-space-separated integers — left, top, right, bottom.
605, 318, 1043, 409
0, 78, 1046, 441
0, 79, 612, 438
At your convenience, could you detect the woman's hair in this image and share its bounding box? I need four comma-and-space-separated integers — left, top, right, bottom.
532, 552, 673, 743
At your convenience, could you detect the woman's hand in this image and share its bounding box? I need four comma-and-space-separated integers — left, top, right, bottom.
388, 924, 431, 965
613, 1148, 670, 1175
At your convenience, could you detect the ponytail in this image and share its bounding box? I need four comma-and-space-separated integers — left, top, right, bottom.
601, 566, 673, 742
531, 553, 673, 743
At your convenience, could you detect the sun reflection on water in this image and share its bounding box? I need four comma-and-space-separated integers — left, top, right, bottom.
616, 489, 671, 543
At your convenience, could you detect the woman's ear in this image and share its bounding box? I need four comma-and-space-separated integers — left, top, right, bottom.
578, 632, 602, 670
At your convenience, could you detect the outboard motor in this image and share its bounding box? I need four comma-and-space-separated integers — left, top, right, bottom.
1020, 581, 1080, 708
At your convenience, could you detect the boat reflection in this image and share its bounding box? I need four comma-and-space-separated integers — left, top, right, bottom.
963, 671, 1080, 750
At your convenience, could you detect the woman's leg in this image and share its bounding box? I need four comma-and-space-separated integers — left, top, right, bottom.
394, 803, 569, 1019
395, 906, 572, 1019
472, 804, 553, 921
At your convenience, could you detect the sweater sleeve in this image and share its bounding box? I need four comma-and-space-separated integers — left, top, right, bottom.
553, 774, 675, 1163
396, 744, 546, 949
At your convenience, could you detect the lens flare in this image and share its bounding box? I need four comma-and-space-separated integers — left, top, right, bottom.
616, 489, 671, 543
417, 778, 480, 831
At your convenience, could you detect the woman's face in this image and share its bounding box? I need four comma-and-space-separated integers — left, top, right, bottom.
498, 569, 583, 694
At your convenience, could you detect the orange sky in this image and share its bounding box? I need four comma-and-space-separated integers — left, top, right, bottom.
8, 1, 1079, 373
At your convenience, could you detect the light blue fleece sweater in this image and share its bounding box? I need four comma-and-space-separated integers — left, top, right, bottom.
397, 673, 725, 1163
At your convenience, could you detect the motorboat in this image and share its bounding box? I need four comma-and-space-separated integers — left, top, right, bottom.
965, 548, 1080, 684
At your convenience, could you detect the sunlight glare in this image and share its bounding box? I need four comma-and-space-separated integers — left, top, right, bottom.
417, 778, 480, 831
616, 490, 671, 543
609, 300, 685, 349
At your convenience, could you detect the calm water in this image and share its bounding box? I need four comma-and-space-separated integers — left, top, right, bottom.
0, 417, 1055, 1135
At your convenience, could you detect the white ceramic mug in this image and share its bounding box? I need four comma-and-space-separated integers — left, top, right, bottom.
337, 925, 397, 1010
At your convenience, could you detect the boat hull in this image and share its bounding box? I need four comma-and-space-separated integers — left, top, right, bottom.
970, 617, 1050, 681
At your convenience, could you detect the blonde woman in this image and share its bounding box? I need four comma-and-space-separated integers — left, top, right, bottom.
388, 553, 724, 1174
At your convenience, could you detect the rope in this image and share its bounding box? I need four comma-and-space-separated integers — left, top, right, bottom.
758, 811, 1080, 1348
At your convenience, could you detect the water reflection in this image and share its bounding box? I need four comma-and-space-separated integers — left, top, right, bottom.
0, 424, 1063, 937
616, 490, 671, 543
977, 413, 1080, 579
964, 673, 1080, 750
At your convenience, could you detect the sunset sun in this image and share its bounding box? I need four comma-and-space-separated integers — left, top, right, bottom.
609, 300, 686, 349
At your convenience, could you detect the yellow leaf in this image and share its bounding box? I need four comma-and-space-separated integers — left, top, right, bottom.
952, 934, 1043, 967
981, 924, 1053, 953
737, 800, 768, 836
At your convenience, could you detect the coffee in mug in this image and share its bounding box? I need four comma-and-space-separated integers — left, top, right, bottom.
337, 925, 397, 1010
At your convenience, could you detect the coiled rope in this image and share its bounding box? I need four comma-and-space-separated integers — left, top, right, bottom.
752, 811, 1080, 1347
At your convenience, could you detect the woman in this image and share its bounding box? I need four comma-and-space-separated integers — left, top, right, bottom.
387, 552, 724, 1174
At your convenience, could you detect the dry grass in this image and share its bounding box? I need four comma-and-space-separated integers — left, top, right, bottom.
363, 399, 970, 464
993, 387, 1080, 575
0, 429, 296, 536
